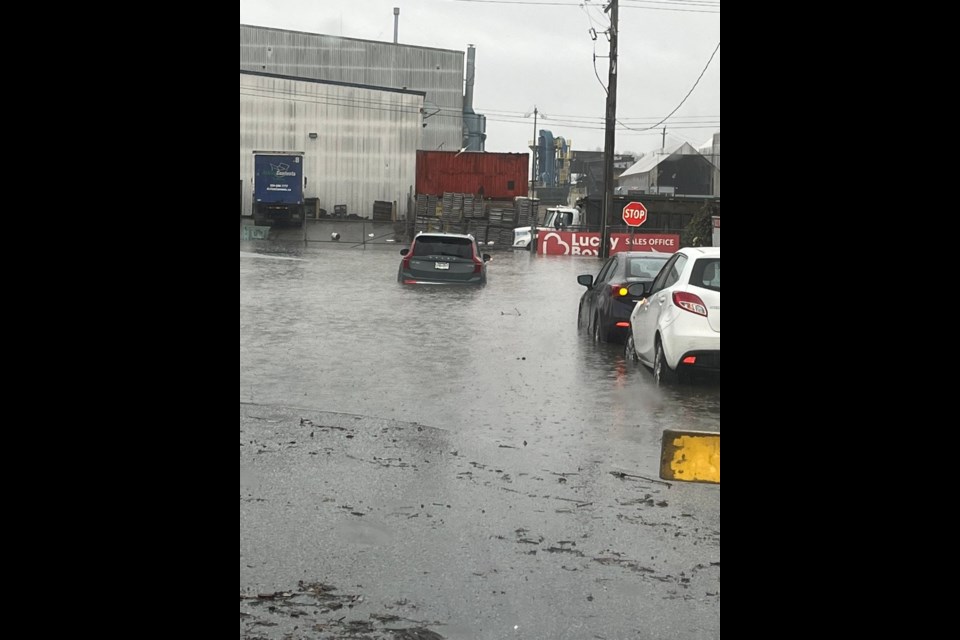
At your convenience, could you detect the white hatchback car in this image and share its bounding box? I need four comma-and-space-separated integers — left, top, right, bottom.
625, 246, 720, 384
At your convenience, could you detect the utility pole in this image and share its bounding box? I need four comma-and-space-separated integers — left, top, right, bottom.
662, 126, 666, 149
600, 0, 618, 260
530, 107, 539, 252
531, 107, 538, 201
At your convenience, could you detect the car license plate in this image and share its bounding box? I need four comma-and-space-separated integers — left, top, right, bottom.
434, 262, 449, 270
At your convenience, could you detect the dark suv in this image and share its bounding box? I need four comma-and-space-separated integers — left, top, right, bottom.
398, 232, 492, 285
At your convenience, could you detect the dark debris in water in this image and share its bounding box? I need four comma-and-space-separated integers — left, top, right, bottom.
240, 580, 445, 639
392, 629, 446, 640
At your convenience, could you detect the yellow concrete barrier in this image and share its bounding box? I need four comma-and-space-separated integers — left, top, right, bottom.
660, 429, 720, 484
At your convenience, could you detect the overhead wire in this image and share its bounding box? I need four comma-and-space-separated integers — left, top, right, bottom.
451, 0, 720, 12
240, 85, 720, 135
579, 2, 610, 95
617, 40, 719, 133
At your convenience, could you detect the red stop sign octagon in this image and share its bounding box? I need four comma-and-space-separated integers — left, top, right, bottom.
622, 201, 648, 227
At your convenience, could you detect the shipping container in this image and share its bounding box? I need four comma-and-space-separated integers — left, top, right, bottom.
416, 151, 528, 200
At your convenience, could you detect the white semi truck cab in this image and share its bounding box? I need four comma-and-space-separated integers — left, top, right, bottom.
512, 206, 582, 249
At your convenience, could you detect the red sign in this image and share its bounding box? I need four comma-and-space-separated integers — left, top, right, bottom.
537, 231, 680, 256
622, 201, 648, 227
609, 233, 679, 255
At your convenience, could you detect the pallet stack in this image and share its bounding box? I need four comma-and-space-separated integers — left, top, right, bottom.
372, 200, 393, 222
466, 220, 489, 244
515, 197, 539, 228
415, 194, 440, 218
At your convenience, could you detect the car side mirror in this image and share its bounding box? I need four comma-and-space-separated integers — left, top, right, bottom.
400, 248, 409, 256
482, 253, 491, 262
627, 282, 649, 297
577, 274, 594, 288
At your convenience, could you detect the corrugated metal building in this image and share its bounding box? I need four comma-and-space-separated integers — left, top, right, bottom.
570, 152, 636, 197
240, 71, 424, 219
617, 143, 715, 196
698, 132, 720, 197
415, 151, 528, 199
240, 24, 464, 152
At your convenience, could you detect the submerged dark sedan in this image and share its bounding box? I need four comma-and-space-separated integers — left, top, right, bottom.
577, 251, 670, 343
398, 232, 491, 285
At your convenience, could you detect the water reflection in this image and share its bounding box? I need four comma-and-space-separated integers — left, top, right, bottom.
241, 244, 719, 463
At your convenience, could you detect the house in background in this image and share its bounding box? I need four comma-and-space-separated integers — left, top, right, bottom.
698, 132, 720, 197
617, 142, 717, 197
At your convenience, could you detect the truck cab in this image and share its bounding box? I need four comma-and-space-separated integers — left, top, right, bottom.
512, 206, 582, 249
252, 151, 306, 227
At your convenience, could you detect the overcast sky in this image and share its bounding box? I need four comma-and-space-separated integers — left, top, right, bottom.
239, 0, 720, 158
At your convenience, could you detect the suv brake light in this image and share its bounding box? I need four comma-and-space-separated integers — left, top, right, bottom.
673, 291, 707, 316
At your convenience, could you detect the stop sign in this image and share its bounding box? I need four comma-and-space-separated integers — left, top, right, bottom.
622, 201, 648, 227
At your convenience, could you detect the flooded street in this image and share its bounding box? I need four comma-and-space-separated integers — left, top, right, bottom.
240, 244, 719, 454
240, 239, 720, 639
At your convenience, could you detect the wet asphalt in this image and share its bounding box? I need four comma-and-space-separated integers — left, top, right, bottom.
240, 228, 719, 639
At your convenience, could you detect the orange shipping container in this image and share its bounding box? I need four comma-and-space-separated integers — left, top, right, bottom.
416, 151, 529, 199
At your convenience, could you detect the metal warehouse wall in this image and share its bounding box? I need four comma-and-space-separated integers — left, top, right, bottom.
415, 151, 529, 199
240, 25, 464, 152
240, 72, 423, 220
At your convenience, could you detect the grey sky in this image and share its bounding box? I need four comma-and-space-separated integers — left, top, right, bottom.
239, 0, 720, 157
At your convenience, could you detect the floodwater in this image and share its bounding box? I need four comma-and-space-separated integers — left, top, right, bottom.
240, 238, 720, 639
240, 243, 719, 462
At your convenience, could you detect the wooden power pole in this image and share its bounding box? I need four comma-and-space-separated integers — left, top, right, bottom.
600, 0, 618, 260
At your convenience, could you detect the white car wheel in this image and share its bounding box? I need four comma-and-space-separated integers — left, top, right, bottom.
654, 338, 679, 385
624, 333, 639, 364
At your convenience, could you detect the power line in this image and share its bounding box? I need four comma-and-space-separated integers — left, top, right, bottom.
479, 105, 718, 119
620, 0, 720, 12
239, 92, 719, 132
240, 89, 426, 118
624, 1, 719, 5
622, 1, 720, 7
240, 85, 720, 129
617, 40, 719, 133
483, 110, 716, 129
487, 117, 718, 130
579, 2, 610, 95
451, 0, 720, 12
451, 0, 583, 5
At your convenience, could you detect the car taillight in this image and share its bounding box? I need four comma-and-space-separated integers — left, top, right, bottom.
472, 255, 484, 273
609, 284, 630, 297
673, 291, 707, 316
402, 254, 412, 270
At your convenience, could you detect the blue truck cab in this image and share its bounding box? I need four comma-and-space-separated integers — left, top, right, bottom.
252, 151, 305, 226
